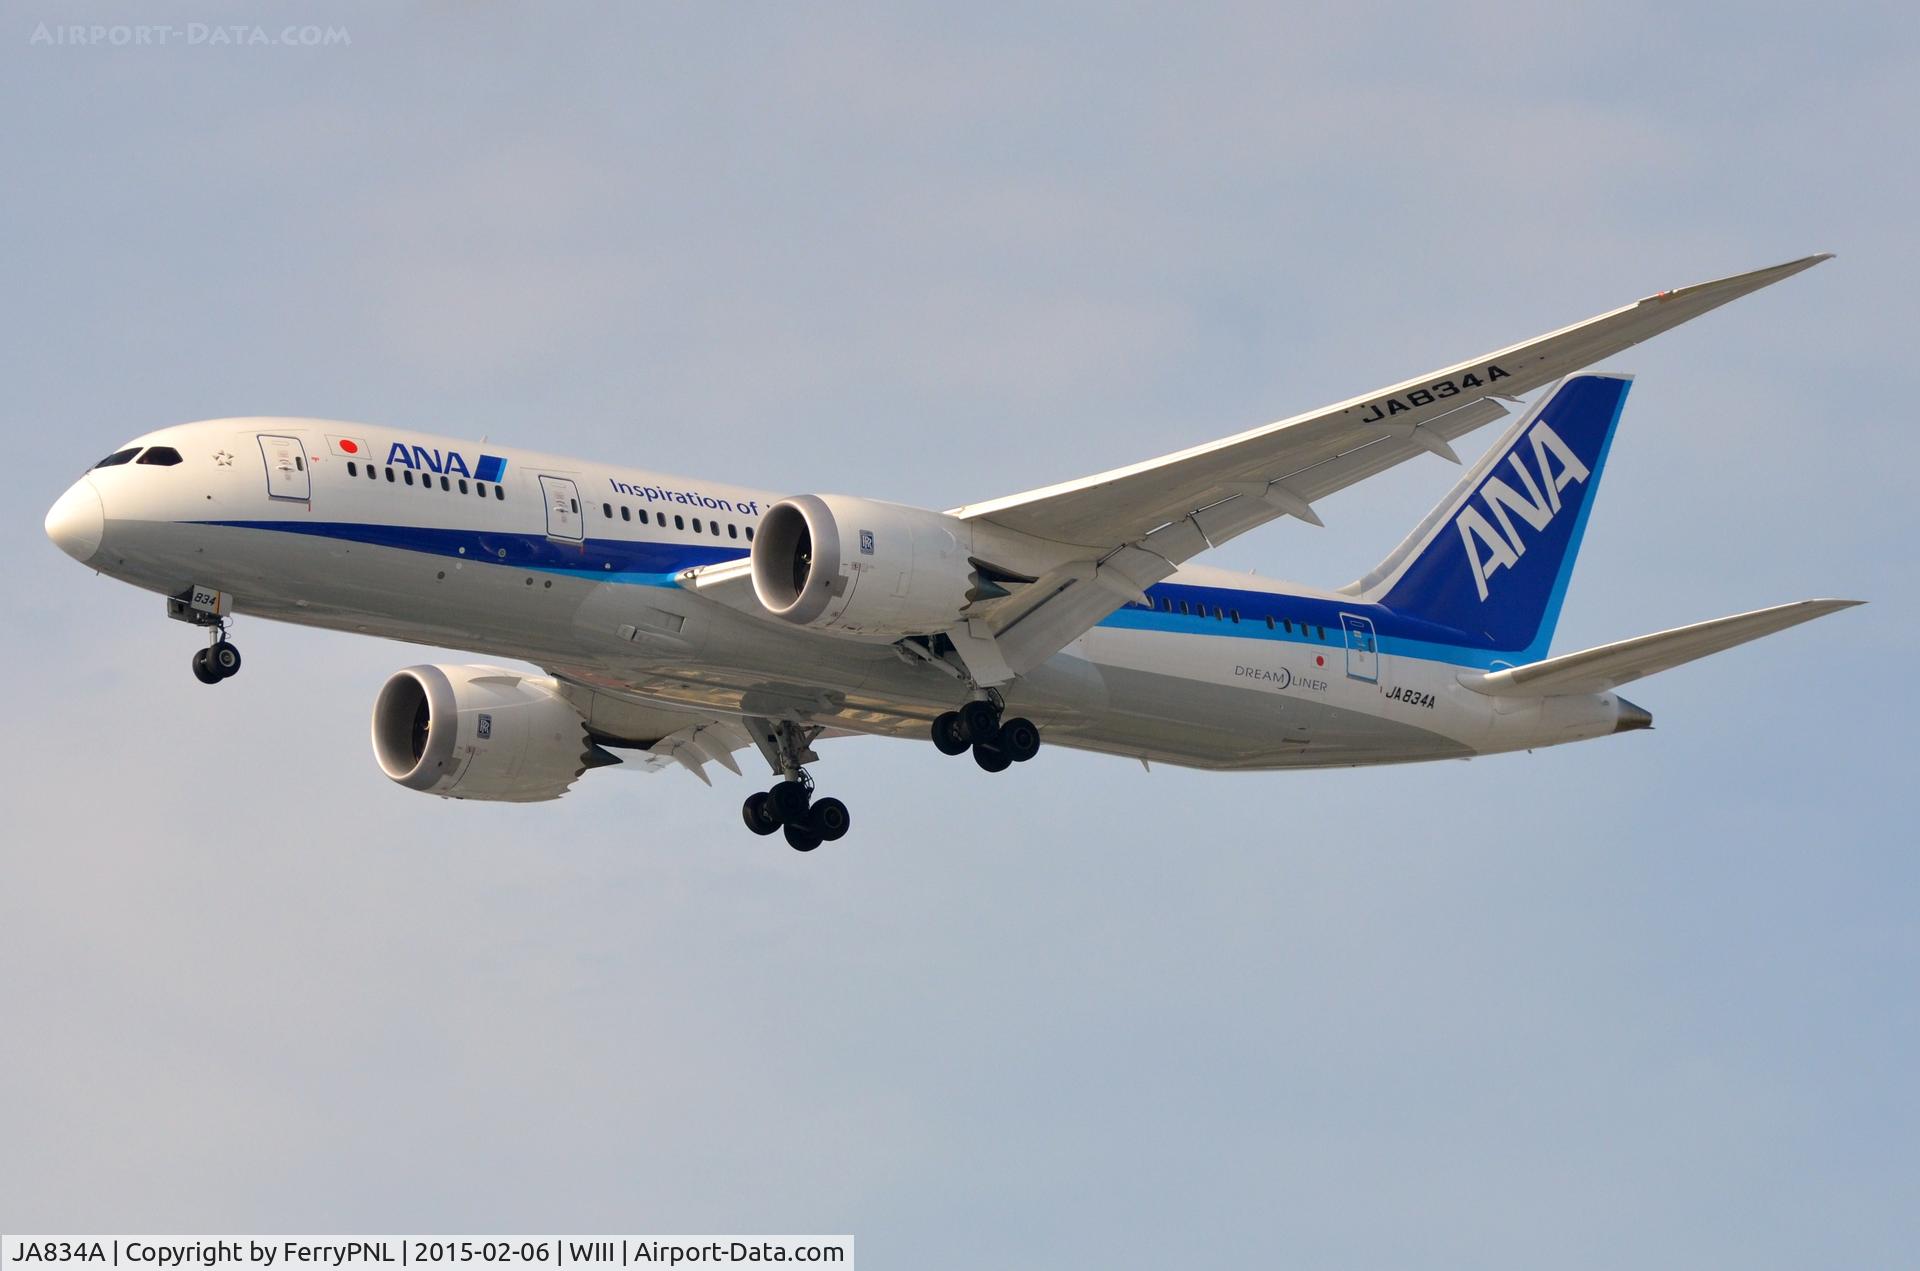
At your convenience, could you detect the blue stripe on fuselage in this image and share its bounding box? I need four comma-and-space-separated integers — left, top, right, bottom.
192, 519, 1537, 669
191, 519, 746, 581
1100, 583, 1522, 670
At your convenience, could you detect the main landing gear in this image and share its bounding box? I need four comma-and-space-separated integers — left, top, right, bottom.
741, 718, 851, 851
932, 696, 1040, 772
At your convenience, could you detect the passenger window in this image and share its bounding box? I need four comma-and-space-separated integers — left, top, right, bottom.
494, 485, 503, 500
137, 447, 183, 466
440, 476, 451, 491
603, 503, 612, 518
639, 509, 649, 524
728, 524, 738, 539
1230, 610, 1240, 624
474, 482, 486, 498
745, 525, 754, 542
295, 456, 304, 472
385, 467, 395, 482
570, 498, 579, 513
1264, 615, 1275, 630
347, 461, 357, 477
674, 515, 685, 531
1179, 600, 1190, 615
404, 470, 414, 486
1283, 619, 1292, 633
692, 518, 702, 533
1317, 626, 1326, 640
459, 479, 469, 494
621, 506, 631, 522
93, 447, 141, 468
367, 465, 376, 480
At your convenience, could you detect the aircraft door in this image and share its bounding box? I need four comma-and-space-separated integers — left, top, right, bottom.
539, 475, 584, 542
257, 434, 310, 502
1339, 612, 1380, 683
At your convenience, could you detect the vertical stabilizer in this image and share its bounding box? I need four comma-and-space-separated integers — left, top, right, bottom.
1344, 373, 1630, 661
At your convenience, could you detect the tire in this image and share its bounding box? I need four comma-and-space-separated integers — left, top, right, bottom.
808, 796, 851, 842
783, 823, 823, 852
210, 640, 242, 678
769, 779, 812, 826
191, 648, 222, 685
972, 741, 1012, 773
741, 791, 782, 836
959, 699, 999, 744
999, 716, 1041, 763
931, 711, 970, 756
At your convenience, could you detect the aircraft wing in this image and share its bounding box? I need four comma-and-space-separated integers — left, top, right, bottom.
953, 255, 1831, 676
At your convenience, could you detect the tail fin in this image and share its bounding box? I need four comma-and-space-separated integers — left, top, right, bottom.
1344, 373, 1631, 661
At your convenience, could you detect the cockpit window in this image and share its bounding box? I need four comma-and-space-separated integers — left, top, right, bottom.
94, 447, 140, 468
136, 446, 183, 467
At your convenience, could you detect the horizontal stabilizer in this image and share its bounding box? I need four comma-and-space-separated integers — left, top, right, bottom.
1457, 599, 1863, 697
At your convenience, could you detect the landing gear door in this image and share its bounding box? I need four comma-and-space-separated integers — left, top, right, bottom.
257, 434, 310, 502
539, 475, 584, 543
1339, 612, 1380, 683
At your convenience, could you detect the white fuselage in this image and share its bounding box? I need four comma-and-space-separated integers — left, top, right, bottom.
48, 418, 1641, 770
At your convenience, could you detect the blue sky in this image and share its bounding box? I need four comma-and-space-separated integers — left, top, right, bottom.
2, 3, 1913, 1265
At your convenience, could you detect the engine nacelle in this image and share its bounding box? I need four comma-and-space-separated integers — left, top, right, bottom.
371, 664, 596, 802
751, 494, 976, 637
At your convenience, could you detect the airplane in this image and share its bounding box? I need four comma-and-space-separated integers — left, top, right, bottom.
44, 254, 1859, 851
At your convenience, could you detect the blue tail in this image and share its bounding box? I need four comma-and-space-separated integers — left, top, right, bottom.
1346, 373, 1630, 663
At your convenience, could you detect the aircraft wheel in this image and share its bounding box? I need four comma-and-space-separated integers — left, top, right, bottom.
808, 797, 851, 842
972, 741, 1012, 773
210, 640, 242, 678
191, 648, 222, 685
742, 791, 782, 836
959, 699, 1000, 744
769, 779, 812, 826
783, 823, 823, 852
999, 716, 1041, 763
931, 711, 970, 756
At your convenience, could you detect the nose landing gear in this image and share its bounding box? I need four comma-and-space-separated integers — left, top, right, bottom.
170, 586, 243, 685
191, 635, 243, 684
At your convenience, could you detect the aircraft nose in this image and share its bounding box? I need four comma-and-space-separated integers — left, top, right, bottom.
45, 478, 104, 564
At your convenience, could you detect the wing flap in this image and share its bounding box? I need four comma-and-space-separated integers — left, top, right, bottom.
1457, 599, 1863, 698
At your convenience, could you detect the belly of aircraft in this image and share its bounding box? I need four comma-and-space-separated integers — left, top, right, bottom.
108, 522, 1470, 771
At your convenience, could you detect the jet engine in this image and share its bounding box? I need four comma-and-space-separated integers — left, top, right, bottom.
750, 494, 979, 637
371, 664, 603, 802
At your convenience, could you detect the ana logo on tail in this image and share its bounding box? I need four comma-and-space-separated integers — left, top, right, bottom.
1456, 420, 1591, 601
